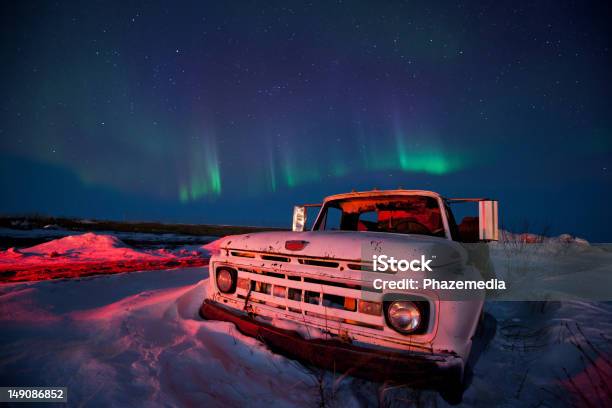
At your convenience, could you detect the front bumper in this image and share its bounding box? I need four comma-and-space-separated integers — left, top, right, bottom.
199, 299, 463, 387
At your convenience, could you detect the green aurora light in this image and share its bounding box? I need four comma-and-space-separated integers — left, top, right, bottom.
178, 138, 222, 202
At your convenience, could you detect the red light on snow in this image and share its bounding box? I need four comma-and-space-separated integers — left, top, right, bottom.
285, 240, 309, 251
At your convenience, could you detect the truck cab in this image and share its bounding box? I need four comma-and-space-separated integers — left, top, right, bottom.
296, 189, 498, 242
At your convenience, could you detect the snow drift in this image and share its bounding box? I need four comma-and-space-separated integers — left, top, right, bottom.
0, 268, 319, 407
0, 233, 211, 282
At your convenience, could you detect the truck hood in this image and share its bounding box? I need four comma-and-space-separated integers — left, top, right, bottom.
217, 230, 466, 268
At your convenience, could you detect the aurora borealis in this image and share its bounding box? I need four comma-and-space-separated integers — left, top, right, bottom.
1, 1, 611, 240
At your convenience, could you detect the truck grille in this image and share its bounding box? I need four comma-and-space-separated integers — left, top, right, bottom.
213, 249, 436, 351
232, 266, 384, 331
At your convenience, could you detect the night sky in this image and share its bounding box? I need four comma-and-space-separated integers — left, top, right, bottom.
1, 1, 611, 241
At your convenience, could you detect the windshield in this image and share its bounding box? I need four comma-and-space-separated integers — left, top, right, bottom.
314, 195, 446, 238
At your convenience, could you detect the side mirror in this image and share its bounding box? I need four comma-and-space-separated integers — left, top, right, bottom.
479, 200, 499, 241
292, 206, 306, 232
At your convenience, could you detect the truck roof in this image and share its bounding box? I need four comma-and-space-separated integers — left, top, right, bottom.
323, 189, 444, 203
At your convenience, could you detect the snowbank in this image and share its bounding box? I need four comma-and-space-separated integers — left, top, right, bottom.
0, 233, 210, 282
0, 232, 206, 263
18, 233, 142, 258
0, 227, 217, 245
499, 230, 590, 245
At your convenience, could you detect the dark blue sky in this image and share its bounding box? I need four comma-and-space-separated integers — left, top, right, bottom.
1, 1, 610, 241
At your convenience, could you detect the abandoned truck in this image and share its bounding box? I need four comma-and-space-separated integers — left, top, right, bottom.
200, 189, 498, 399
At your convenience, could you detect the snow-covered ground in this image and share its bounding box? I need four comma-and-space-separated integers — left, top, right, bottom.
0, 227, 217, 247
0, 233, 210, 282
0, 268, 321, 407
0, 234, 610, 407
0, 233, 209, 267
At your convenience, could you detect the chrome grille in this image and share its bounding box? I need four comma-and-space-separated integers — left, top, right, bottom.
234, 267, 383, 330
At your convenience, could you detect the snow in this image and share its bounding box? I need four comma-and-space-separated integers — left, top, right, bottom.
0, 268, 319, 407
0, 227, 217, 244
488, 235, 612, 301
0, 236, 610, 406
0, 233, 210, 279
17, 233, 147, 259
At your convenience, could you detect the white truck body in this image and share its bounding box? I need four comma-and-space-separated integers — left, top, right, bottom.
201, 189, 498, 391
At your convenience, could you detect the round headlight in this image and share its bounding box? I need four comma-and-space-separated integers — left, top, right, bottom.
216, 267, 236, 293
386, 301, 421, 334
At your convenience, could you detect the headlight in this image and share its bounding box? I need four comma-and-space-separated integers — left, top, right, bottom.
216, 267, 237, 293
385, 301, 422, 334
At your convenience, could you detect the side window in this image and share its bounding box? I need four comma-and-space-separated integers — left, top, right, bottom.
325, 207, 343, 230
